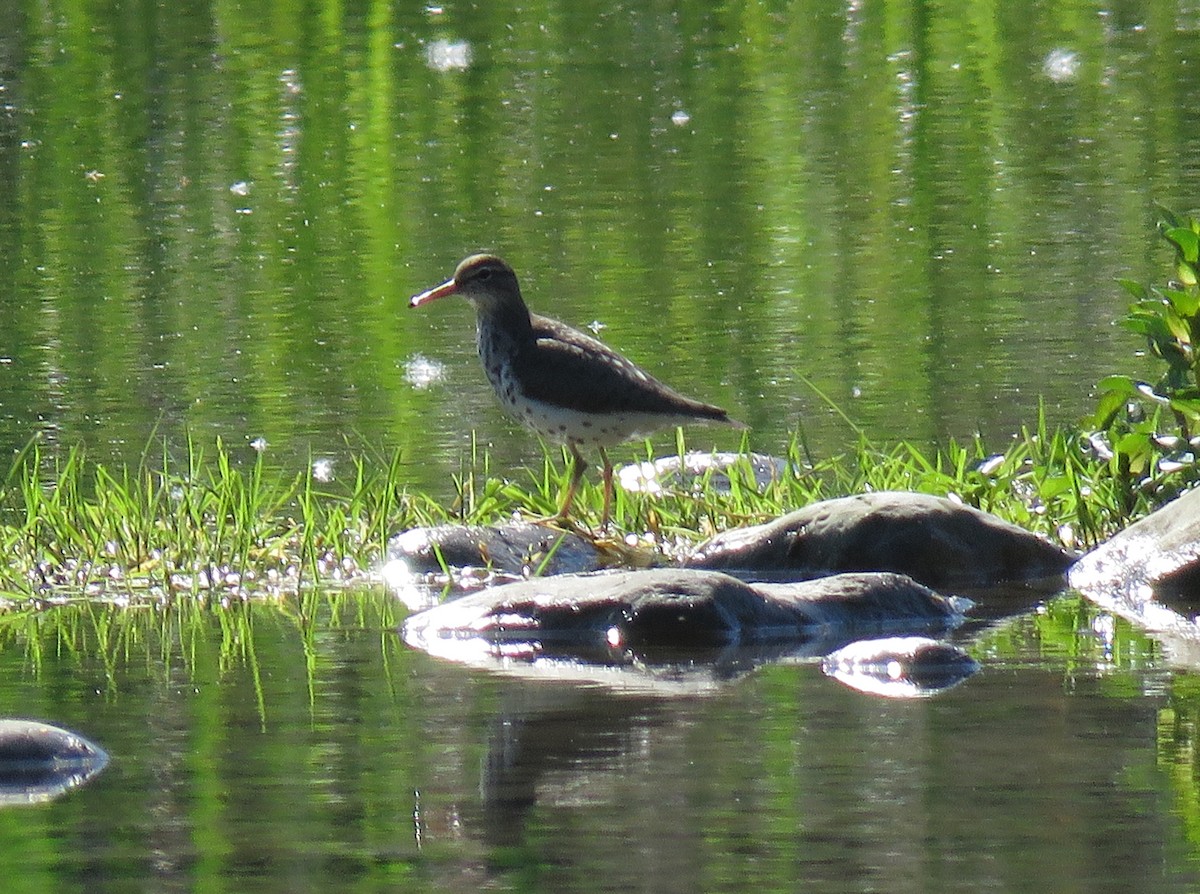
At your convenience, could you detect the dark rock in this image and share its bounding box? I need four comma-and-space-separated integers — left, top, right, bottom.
0, 719, 109, 806
403, 567, 968, 666
386, 521, 604, 577
821, 636, 980, 698
684, 491, 1073, 589
1070, 486, 1200, 627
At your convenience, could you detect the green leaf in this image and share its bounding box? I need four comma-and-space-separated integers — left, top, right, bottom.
1168, 397, 1200, 421
1096, 375, 1139, 396
1038, 476, 1073, 499
1117, 278, 1148, 300
1092, 388, 1127, 429
1156, 204, 1186, 231
1165, 287, 1200, 318
1120, 312, 1165, 338
1167, 226, 1200, 264
1132, 294, 1168, 313
1165, 308, 1192, 344
1136, 314, 1177, 347
1114, 430, 1154, 474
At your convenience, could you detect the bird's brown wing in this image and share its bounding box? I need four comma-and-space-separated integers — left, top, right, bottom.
516, 315, 731, 420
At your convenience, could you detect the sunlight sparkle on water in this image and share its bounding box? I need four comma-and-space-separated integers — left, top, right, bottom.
404, 354, 446, 389
1043, 48, 1080, 82
425, 39, 471, 72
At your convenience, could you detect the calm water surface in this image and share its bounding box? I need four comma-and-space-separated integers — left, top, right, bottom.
3, 0, 1200, 890
1, 1, 1199, 492
2, 592, 1200, 892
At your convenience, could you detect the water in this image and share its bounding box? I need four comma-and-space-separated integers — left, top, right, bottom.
2, 2, 1197, 496
3, 0, 1200, 889
1, 594, 1199, 892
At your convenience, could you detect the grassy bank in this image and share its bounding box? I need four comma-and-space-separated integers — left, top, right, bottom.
0, 419, 1162, 604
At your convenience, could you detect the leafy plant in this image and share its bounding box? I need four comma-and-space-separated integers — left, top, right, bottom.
1092, 207, 1200, 498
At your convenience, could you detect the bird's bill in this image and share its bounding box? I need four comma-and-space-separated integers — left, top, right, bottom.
409, 277, 458, 308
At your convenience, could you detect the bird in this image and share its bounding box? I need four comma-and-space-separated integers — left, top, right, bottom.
410, 253, 744, 527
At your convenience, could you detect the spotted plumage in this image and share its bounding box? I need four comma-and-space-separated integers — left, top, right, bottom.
410, 253, 744, 525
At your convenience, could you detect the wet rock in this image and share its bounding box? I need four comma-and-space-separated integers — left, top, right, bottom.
385, 521, 604, 577
616, 451, 787, 496
684, 491, 1073, 589
1070, 486, 1200, 628
0, 719, 109, 806
821, 636, 980, 698
403, 567, 968, 666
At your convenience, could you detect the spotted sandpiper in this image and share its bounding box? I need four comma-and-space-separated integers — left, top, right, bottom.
410, 254, 744, 526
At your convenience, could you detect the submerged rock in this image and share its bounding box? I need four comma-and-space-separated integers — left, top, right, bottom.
403, 567, 968, 667
385, 521, 604, 578
684, 491, 1073, 589
1070, 486, 1200, 632
0, 719, 109, 806
821, 636, 980, 698
615, 451, 787, 496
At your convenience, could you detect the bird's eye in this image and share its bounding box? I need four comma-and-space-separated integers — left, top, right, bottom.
477, 268, 493, 281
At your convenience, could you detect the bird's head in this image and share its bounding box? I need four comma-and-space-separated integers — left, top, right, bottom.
410, 254, 523, 314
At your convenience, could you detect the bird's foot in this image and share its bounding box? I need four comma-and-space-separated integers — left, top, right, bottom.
522, 506, 588, 533
522, 506, 621, 542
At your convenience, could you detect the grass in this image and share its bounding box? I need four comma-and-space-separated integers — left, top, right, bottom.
0, 405, 1172, 607
0, 421, 1163, 716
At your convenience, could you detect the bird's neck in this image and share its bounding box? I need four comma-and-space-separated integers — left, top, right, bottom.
474, 298, 534, 359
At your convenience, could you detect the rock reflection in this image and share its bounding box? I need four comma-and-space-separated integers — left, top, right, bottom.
821, 636, 980, 698
400, 568, 970, 695
0, 719, 110, 806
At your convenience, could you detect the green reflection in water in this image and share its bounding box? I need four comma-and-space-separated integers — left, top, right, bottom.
0, 591, 1194, 891
0, 0, 1197, 502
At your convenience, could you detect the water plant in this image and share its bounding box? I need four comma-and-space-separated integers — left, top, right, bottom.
1092, 207, 1200, 504
0, 437, 445, 603
0, 415, 1117, 605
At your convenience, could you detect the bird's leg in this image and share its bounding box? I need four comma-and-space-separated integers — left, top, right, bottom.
552, 444, 588, 522
599, 446, 614, 530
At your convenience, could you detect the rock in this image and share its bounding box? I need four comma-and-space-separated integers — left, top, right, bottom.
385, 521, 604, 577
821, 636, 979, 698
615, 451, 787, 496
0, 719, 109, 806
684, 491, 1073, 588
1070, 486, 1200, 627
402, 567, 968, 663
